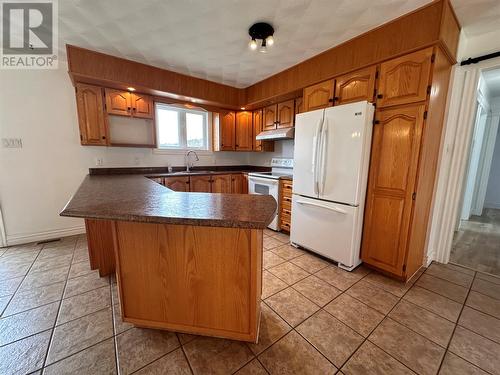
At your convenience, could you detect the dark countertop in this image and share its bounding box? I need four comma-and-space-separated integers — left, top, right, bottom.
60, 174, 277, 229
89, 165, 271, 176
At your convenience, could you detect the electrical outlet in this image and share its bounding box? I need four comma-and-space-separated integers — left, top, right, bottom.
2, 138, 22, 148
95, 157, 104, 166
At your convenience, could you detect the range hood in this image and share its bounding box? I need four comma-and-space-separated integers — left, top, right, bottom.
256, 127, 295, 141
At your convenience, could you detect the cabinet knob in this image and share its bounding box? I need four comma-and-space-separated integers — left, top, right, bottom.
127, 106, 131, 110
377, 94, 383, 99
328, 98, 334, 102
102, 136, 106, 139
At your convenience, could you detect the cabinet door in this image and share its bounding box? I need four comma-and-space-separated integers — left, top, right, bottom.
377, 48, 433, 108
190, 175, 212, 192
263, 105, 277, 131
361, 104, 425, 276
220, 110, 236, 151
131, 93, 153, 119
295, 97, 303, 114
76, 83, 107, 145
253, 109, 263, 151
334, 66, 376, 105
303, 80, 334, 112
211, 174, 232, 193
277, 100, 294, 128
105, 89, 131, 116
231, 174, 247, 194
164, 176, 190, 192
235, 111, 253, 151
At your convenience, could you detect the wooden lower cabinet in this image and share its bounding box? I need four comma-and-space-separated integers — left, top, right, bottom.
211, 174, 232, 193
231, 174, 248, 194
84, 219, 115, 277
361, 104, 425, 279
112, 221, 262, 342
279, 179, 293, 232
164, 176, 190, 192
189, 175, 212, 192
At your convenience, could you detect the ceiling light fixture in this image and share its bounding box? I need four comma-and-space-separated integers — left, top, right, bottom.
127, 87, 136, 91
248, 22, 274, 52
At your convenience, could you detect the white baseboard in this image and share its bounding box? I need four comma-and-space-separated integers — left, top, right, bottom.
6, 226, 86, 246
484, 202, 500, 209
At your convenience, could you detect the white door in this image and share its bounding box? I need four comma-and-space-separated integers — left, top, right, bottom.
290, 195, 361, 267
292, 109, 325, 198
318, 102, 374, 205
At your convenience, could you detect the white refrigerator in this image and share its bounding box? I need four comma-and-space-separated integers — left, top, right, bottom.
290, 101, 374, 271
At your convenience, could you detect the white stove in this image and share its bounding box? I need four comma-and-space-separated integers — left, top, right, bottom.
248, 158, 293, 231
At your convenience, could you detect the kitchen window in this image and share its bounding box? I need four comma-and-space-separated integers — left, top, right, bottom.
155, 103, 210, 151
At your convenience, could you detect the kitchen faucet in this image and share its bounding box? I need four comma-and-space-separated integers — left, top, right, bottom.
185, 150, 199, 172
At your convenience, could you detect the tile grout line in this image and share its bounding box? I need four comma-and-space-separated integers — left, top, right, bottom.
109, 280, 120, 375
329, 268, 426, 373
40, 238, 78, 371
435, 270, 479, 374
259, 266, 375, 372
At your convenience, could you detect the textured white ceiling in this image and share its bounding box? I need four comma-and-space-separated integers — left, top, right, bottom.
452, 0, 500, 37
58, 0, 498, 88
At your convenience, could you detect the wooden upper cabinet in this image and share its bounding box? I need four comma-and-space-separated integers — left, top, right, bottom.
361, 104, 425, 277
219, 110, 236, 151
231, 174, 247, 194
252, 109, 263, 151
190, 175, 212, 192
303, 80, 334, 112
105, 89, 131, 116
164, 176, 190, 192
295, 97, 303, 114
377, 48, 433, 108
104, 89, 154, 118
130, 93, 153, 119
75, 83, 107, 146
334, 66, 377, 105
235, 111, 253, 151
263, 105, 277, 130
277, 100, 294, 128
211, 174, 232, 193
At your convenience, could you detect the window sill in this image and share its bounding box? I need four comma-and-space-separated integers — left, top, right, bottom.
152, 148, 213, 156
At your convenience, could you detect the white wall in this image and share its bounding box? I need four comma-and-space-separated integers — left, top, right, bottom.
458, 29, 500, 61
485, 120, 500, 209
0, 63, 291, 245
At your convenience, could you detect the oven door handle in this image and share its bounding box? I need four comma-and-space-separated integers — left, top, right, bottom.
248, 176, 279, 184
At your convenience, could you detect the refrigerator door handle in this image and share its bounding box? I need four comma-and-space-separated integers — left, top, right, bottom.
312, 117, 323, 195
318, 117, 328, 196
296, 199, 347, 214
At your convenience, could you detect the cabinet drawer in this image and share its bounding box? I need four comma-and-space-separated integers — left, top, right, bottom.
280, 220, 291, 232
281, 206, 292, 218
281, 199, 291, 211
282, 195, 293, 206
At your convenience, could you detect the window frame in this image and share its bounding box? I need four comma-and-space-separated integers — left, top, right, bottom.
154, 102, 212, 154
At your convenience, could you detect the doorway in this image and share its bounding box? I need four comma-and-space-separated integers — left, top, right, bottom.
450, 67, 500, 275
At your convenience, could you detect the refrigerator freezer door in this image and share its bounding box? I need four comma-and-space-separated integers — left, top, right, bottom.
292, 109, 325, 198
290, 195, 363, 268
319, 101, 374, 205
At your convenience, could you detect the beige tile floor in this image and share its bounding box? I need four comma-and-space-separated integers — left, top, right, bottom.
451, 208, 500, 276
1, 230, 500, 374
